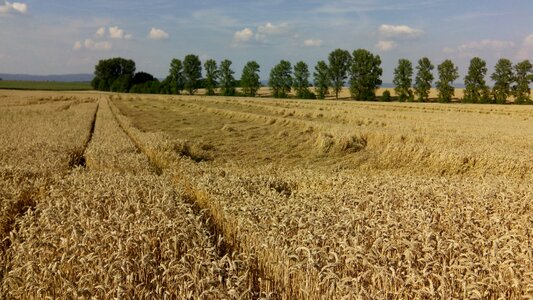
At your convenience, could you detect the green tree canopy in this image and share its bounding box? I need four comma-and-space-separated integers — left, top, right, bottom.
110, 75, 133, 93
240, 61, 261, 97
158, 77, 173, 94
491, 58, 513, 104
328, 49, 351, 100
414, 57, 434, 102
313, 60, 330, 100
204, 59, 218, 96
513, 59, 532, 104
393, 59, 413, 102
293, 61, 311, 99
219, 59, 236, 96
132, 72, 156, 85
92, 57, 136, 91
130, 79, 160, 94
349, 49, 383, 101
269, 60, 292, 98
464, 57, 489, 103
129, 71, 157, 94
183, 54, 202, 95
436, 59, 459, 103
169, 58, 185, 94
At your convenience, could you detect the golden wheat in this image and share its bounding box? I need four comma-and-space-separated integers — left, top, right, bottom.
2, 94, 255, 298
110, 93, 532, 298
1, 90, 531, 299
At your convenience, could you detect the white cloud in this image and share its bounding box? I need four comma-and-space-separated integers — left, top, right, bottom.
73, 41, 82, 50
93, 41, 112, 50
84, 39, 94, 49
148, 27, 169, 40
234, 28, 254, 43
74, 26, 131, 51
0, 1, 27, 14
379, 24, 423, 39
95, 27, 106, 37
304, 39, 323, 47
516, 34, 533, 60
94, 26, 131, 39
257, 22, 290, 35
10, 1, 24, 13
109, 26, 124, 39
376, 40, 397, 51
234, 22, 292, 46
83, 39, 112, 51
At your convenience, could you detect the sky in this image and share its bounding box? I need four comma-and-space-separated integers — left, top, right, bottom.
0, 0, 531, 83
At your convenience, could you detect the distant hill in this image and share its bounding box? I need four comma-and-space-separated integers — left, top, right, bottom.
0, 73, 93, 82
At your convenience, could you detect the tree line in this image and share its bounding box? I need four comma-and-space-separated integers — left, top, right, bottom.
91, 51, 532, 104
90, 56, 260, 97
392, 57, 532, 104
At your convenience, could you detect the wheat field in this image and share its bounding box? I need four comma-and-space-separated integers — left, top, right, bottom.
1, 89, 532, 299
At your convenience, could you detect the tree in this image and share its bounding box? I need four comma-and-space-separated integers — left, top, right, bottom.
414, 57, 434, 102
130, 79, 160, 94
490, 58, 513, 104
269, 60, 292, 98
169, 59, 185, 94
183, 54, 202, 95
204, 59, 218, 96
436, 59, 459, 103
513, 60, 532, 104
92, 57, 136, 91
393, 59, 413, 102
328, 49, 351, 100
241, 61, 261, 97
349, 49, 383, 101
132, 72, 155, 85
293, 61, 312, 98
381, 90, 391, 102
313, 60, 330, 100
464, 57, 490, 103
129, 71, 157, 93
158, 77, 173, 94
219, 59, 236, 96
110, 75, 132, 93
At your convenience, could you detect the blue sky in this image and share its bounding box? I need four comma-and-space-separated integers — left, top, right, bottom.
0, 0, 531, 82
